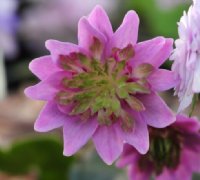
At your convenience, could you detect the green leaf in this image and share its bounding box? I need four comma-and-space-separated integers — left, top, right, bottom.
0, 138, 74, 180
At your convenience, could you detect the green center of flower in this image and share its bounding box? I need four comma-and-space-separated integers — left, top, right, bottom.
139, 128, 182, 175
56, 37, 153, 131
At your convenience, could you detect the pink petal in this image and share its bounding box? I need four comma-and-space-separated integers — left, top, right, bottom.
116, 145, 138, 168
138, 92, 176, 128
107, 10, 139, 56
78, 17, 106, 53
181, 148, 200, 173
175, 114, 200, 133
92, 124, 123, 165
63, 117, 98, 156
34, 101, 65, 132
117, 112, 149, 154
88, 5, 113, 40
156, 169, 176, 180
24, 71, 71, 101
57, 103, 74, 115
130, 37, 173, 68
128, 163, 152, 180
148, 69, 179, 91
45, 40, 80, 63
116, 153, 137, 168
29, 55, 60, 80
157, 166, 191, 180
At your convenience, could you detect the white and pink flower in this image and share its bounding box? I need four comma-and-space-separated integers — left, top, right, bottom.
171, 0, 200, 112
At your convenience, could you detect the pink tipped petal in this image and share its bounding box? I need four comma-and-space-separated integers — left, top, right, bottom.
63, 117, 98, 156
148, 69, 179, 91
78, 17, 106, 52
34, 101, 65, 132
117, 112, 149, 154
88, 5, 113, 39
93, 124, 123, 165
24, 71, 71, 101
29, 56, 60, 80
130, 37, 173, 68
138, 92, 175, 128
45, 40, 80, 62
107, 10, 139, 54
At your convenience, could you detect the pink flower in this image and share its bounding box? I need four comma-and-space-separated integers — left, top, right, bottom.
170, 0, 200, 112
25, 6, 177, 165
117, 114, 200, 180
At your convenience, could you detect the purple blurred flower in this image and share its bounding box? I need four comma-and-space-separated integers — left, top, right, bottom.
171, 0, 200, 112
117, 114, 200, 180
0, 0, 18, 58
25, 6, 177, 165
20, 0, 118, 53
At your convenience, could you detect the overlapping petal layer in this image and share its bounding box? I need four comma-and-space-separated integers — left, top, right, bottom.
25, 5, 176, 165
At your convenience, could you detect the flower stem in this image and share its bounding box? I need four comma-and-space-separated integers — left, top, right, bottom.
189, 94, 199, 117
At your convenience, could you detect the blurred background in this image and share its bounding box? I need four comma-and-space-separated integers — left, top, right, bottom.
1, 0, 199, 179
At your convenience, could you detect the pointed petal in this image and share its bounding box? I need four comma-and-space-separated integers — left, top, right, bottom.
29, 55, 60, 80
88, 5, 113, 39
138, 92, 176, 128
24, 71, 71, 101
106, 11, 139, 57
34, 101, 65, 132
78, 17, 106, 53
45, 40, 80, 63
148, 69, 179, 91
110, 11, 139, 48
92, 124, 123, 165
117, 112, 149, 154
130, 37, 173, 68
63, 117, 98, 156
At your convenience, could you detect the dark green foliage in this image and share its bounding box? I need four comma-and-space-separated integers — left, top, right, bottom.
0, 138, 74, 180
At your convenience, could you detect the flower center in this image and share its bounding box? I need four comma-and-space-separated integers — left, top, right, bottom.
56, 37, 153, 131
138, 128, 182, 175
